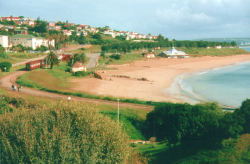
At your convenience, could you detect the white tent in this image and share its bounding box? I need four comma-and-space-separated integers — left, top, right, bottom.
163, 47, 189, 58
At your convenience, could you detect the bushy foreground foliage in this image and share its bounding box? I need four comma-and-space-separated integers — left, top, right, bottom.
0, 99, 131, 163
145, 100, 250, 147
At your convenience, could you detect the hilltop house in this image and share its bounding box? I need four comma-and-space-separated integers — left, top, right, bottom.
0, 35, 9, 48
72, 62, 86, 73
0, 16, 20, 22
63, 30, 72, 36
162, 47, 189, 58
10, 35, 55, 50
77, 25, 89, 30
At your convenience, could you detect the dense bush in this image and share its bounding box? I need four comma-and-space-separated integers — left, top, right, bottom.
36, 45, 48, 52
145, 103, 225, 146
145, 100, 250, 148
73, 71, 93, 77
220, 99, 250, 138
0, 101, 131, 163
0, 96, 14, 114
0, 61, 12, 72
110, 54, 121, 60
0, 53, 9, 59
11, 44, 32, 52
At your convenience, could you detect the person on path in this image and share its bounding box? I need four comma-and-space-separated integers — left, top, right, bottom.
11, 84, 16, 91
18, 85, 22, 92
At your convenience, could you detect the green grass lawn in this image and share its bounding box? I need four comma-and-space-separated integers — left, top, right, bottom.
99, 104, 149, 140
16, 62, 73, 91
179, 47, 249, 56
98, 51, 144, 66
0, 52, 45, 64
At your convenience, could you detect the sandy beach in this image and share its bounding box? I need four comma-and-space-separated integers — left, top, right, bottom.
70, 54, 250, 103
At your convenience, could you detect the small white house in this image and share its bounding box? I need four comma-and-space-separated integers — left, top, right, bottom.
162, 47, 189, 58
215, 45, 222, 49
0, 35, 9, 48
72, 62, 87, 73
144, 53, 156, 59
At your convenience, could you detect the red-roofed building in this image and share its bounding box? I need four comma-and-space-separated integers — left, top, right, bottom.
48, 22, 56, 27
77, 24, 89, 30
0, 17, 20, 21
72, 62, 86, 73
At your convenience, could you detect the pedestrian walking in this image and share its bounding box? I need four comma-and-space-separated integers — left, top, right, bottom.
18, 85, 22, 92
11, 84, 16, 91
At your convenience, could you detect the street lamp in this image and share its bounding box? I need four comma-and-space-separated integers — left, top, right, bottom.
117, 98, 120, 123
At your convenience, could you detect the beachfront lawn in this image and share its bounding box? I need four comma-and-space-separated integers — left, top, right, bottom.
98, 51, 144, 66
179, 47, 249, 56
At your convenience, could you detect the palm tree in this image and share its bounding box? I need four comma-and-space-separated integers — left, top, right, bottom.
46, 51, 59, 69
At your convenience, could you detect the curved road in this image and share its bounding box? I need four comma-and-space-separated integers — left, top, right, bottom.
86, 53, 100, 69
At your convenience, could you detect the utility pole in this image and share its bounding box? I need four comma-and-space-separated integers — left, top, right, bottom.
117, 99, 120, 123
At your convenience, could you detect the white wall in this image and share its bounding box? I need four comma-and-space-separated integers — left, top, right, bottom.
0, 35, 9, 48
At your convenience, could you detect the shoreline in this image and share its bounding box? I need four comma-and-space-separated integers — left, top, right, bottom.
174, 61, 250, 108
70, 54, 250, 104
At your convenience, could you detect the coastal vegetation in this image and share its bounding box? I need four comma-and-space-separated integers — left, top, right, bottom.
180, 47, 249, 56
0, 96, 132, 163
0, 93, 249, 163
101, 39, 237, 54
1, 16, 250, 164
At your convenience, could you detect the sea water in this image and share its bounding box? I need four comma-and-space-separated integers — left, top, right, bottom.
176, 47, 250, 107
181, 62, 250, 107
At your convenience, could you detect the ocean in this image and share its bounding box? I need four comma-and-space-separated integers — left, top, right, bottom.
175, 47, 250, 107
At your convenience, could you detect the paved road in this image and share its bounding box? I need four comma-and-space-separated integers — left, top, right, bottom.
86, 53, 100, 69
0, 71, 153, 111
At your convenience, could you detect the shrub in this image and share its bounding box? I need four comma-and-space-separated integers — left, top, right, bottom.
101, 51, 106, 58
73, 71, 93, 77
0, 61, 12, 72
110, 54, 121, 60
0, 53, 9, 59
0, 102, 131, 163
36, 45, 48, 52
0, 96, 14, 114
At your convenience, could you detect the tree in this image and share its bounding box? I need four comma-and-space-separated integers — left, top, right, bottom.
145, 103, 224, 146
46, 52, 59, 69
68, 53, 86, 66
36, 46, 48, 52
78, 32, 86, 44
156, 34, 165, 41
32, 18, 47, 33
0, 62, 12, 72
0, 45, 5, 54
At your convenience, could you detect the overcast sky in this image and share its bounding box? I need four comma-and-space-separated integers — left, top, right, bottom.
0, 0, 249, 39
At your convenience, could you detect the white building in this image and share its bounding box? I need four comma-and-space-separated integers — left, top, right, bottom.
144, 53, 156, 59
0, 35, 9, 48
163, 47, 189, 58
215, 45, 222, 49
72, 62, 86, 73
10, 35, 55, 50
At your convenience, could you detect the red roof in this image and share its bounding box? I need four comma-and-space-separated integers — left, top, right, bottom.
78, 25, 88, 28
72, 62, 84, 68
